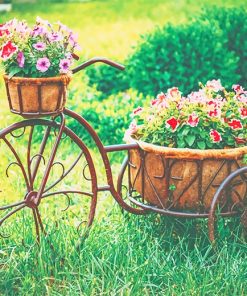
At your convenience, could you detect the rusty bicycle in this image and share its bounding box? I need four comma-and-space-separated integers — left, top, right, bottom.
0, 57, 246, 244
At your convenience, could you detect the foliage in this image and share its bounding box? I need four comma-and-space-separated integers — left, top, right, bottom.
87, 7, 247, 97
0, 17, 79, 77
127, 80, 247, 149
67, 86, 149, 145
199, 6, 247, 88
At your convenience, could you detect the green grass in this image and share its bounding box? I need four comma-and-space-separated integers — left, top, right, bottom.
1, 1, 247, 295
1, 213, 247, 295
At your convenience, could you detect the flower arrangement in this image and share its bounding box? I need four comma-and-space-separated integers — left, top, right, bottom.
125, 80, 247, 149
0, 17, 79, 78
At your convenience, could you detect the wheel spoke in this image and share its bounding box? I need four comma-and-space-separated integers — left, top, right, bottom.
0, 204, 26, 226
0, 200, 26, 211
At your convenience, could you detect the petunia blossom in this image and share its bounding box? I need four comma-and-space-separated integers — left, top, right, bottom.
187, 112, 199, 127
232, 84, 244, 94
32, 25, 46, 37
59, 58, 71, 73
17, 51, 25, 68
123, 120, 139, 141
240, 107, 247, 119
0, 24, 10, 37
167, 87, 181, 101
48, 32, 63, 42
237, 94, 247, 104
166, 117, 179, 131
33, 42, 46, 51
206, 79, 224, 92
228, 119, 243, 130
152, 92, 168, 108
0, 41, 18, 61
36, 57, 51, 72
210, 130, 222, 143
208, 109, 221, 118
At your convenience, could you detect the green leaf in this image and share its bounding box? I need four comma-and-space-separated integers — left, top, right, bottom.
197, 141, 206, 150
8, 67, 21, 78
181, 126, 190, 136
185, 134, 196, 147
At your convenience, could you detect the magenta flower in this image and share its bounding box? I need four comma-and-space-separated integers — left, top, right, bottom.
33, 42, 46, 51
17, 51, 25, 68
228, 119, 243, 130
232, 84, 244, 94
59, 58, 71, 73
166, 117, 179, 131
187, 112, 199, 127
210, 130, 222, 143
240, 107, 247, 118
0, 41, 18, 61
36, 57, 50, 72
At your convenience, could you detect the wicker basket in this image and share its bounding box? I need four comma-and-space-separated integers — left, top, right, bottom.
3, 74, 71, 118
129, 138, 247, 212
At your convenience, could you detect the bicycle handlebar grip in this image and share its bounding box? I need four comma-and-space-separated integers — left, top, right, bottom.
72, 57, 125, 74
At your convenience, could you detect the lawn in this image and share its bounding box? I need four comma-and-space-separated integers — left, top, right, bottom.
1, 1, 247, 295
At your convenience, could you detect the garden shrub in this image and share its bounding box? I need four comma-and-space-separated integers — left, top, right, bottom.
199, 7, 247, 88
67, 88, 149, 146
87, 7, 246, 97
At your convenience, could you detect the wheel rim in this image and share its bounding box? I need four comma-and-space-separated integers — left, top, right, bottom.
0, 119, 97, 244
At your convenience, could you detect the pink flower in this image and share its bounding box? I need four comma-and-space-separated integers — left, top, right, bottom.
168, 87, 179, 97
166, 117, 179, 131
32, 25, 46, 37
151, 99, 158, 106
36, 57, 50, 72
232, 84, 244, 94
124, 120, 138, 141
157, 92, 166, 101
167, 87, 181, 100
133, 107, 143, 115
240, 107, 247, 119
206, 79, 224, 92
33, 42, 46, 51
0, 41, 18, 60
236, 94, 247, 104
17, 51, 25, 68
0, 24, 10, 37
208, 109, 220, 117
210, 130, 222, 143
187, 112, 199, 127
49, 32, 63, 42
188, 89, 207, 104
59, 58, 71, 73
69, 32, 78, 46
228, 119, 243, 130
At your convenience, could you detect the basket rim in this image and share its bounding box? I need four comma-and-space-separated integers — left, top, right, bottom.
128, 135, 247, 160
3, 73, 72, 84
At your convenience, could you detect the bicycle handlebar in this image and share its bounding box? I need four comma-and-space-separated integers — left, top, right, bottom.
71, 57, 125, 74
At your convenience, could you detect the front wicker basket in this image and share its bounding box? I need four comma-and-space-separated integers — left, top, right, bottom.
4, 74, 71, 118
